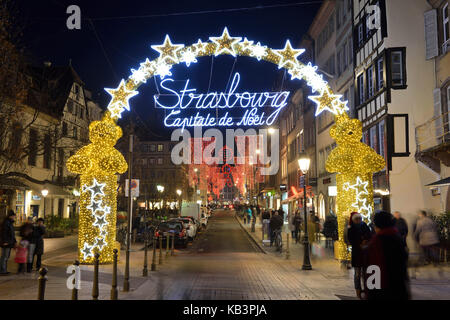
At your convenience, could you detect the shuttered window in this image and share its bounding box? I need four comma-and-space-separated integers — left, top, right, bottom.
444, 3, 449, 53
424, 9, 439, 59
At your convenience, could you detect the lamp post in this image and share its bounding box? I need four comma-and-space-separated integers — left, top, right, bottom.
298, 153, 312, 270
255, 149, 260, 206
157, 185, 164, 216
176, 189, 182, 213
41, 189, 48, 218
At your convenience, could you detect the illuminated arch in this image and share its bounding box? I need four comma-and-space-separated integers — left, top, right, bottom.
68, 27, 384, 264
104, 27, 349, 120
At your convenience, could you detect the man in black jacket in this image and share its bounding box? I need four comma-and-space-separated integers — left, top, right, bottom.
0, 210, 17, 275
393, 211, 408, 249
269, 211, 283, 246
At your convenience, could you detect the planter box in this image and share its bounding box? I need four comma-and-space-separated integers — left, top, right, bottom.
45, 230, 65, 238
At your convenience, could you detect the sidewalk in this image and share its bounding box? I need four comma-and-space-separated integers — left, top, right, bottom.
236, 214, 450, 300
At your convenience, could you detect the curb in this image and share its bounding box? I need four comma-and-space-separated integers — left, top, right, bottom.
234, 215, 267, 254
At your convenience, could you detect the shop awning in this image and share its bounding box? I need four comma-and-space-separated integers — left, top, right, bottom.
426, 177, 450, 187
0, 178, 29, 191
25, 180, 73, 197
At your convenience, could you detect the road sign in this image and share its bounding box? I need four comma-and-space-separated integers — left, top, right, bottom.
125, 179, 139, 197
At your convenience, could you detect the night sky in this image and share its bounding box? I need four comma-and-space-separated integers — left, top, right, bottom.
16, 0, 322, 137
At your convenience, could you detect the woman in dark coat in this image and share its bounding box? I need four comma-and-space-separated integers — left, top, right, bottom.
363, 211, 410, 300
31, 218, 45, 271
346, 211, 372, 299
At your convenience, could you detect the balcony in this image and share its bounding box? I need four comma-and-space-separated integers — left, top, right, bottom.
415, 111, 450, 171
416, 111, 450, 152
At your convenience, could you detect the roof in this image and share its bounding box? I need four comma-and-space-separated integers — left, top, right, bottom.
25, 64, 85, 120
425, 177, 450, 187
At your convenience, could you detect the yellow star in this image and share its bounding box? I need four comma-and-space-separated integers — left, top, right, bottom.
240, 37, 254, 51
151, 35, 184, 63
193, 39, 207, 54
273, 40, 305, 69
332, 99, 349, 115
288, 66, 303, 80
209, 27, 242, 57
308, 88, 342, 116
105, 79, 139, 113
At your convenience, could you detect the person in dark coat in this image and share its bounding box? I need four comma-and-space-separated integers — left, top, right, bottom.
0, 210, 17, 275
269, 211, 283, 246
346, 212, 372, 299
393, 211, 408, 249
30, 218, 45, 271
363, 211, 410, 300
293, 211, 302, 243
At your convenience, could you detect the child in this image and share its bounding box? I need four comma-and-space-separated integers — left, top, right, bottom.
15, 223, 33, 274
15, 238, 29, 274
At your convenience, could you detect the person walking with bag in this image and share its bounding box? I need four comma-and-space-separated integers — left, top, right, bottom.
31, 218, 45, 271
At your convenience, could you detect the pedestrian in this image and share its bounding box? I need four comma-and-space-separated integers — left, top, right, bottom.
393, 211, 408, 249
246, 206, 252, 225
346, 212, 372, 299
293, 210, 302, 243
0, 210, 17, 275
269, 211, 283, 246
15, 222, 33, 274
364, 211, 410, 300
414, 210, 440, 266
31, 218, 45, 271
288, 212, 295, 240
243, 206, 248, 224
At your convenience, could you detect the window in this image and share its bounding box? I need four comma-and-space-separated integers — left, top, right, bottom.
62, 122, 68, 136
444, 3, 449, 52
390, 49, 406, 87
157, 158, 163, 165
370, 125, 378, 153
28, 129, 38, 166
358, 74, 365, 105
348, 38, 353, 65
149, 144, 156, 152
377, 57, 384, 91
73, 126, 78, 140
378, 120, 386, 159
58, 148, 65, 165
157, 144, 164, 152
80, 107, 84, 119
67, 100, 73, 113
367, 65, 375, 98
358, 23, 364, 47
43, 134, 51, 169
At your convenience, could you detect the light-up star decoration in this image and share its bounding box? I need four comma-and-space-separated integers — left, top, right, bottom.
209, 27, 242, 57
93, 214, 108, 229
273, 40, 305, 69
193, 39, 207, 54
95, 237, 106, 250
154, 61, 172, 79
82, 242, 94, 260
308, 87, 344, 117
84, 178, 105, 200
105, 79, 139, 118
151, 35, 184, 63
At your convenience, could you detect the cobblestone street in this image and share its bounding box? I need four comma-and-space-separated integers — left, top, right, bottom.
0, 210, 449, 300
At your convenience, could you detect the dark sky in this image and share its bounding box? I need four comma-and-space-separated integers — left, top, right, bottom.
16, 0, 322, 137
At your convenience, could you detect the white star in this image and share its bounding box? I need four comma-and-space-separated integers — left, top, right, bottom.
93, 214, 108, 229
193, 39, 207, 54
87, 199, 103, 215
81, 242, 94, 260
273, 40, 305, 69
94, 237, 106, 250
84, 178, 105, 201
151, 35, 184, 63
105, 79, 139, 112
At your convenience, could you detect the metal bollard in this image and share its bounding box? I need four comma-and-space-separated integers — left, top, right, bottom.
37, 267, 48, 300
166, 231, 170, 258
92, 253, 100, 300
143, 236, 149, 277
72, 260, 80, 300
151, 236, 157, 271
171, 232, 175, 256
111, 249, 118, 300
286, 233, 290, 260
159, 235, 163, 265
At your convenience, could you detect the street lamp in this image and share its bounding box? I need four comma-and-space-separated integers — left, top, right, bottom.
41, 188, 48, 218
268, 128, 275, 135
176, 189, 182, 211
157, 185, 164, 210
298, 153, 312, 270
